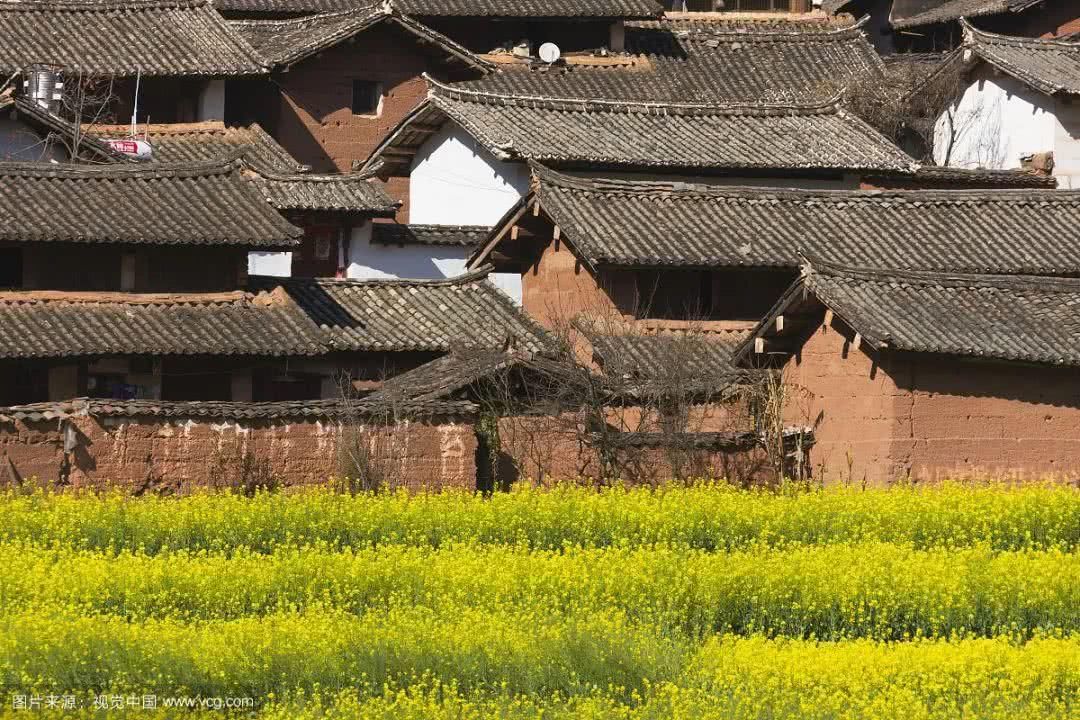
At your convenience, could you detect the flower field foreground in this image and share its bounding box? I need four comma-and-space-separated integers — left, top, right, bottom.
0, 483, 1077, 719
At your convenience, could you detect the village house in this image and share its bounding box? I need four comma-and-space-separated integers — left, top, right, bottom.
215, 0, 664, 57
0, 0, 266, 124
736, 260, 1080, 483
823, 0, 1080, 54
226, 4, 492, 174
357, 15, 915, 298
931, 21, 1080, 188
84, 121, 402, 277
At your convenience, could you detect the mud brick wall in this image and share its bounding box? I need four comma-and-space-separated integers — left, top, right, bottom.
784, 317, 1080, 484
0, 414, 477, 493
496, 414, 772, 485
273, 24, 479, 176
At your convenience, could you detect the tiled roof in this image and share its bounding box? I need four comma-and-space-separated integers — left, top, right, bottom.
213, 0, 660, 17
738, 260, 1080, 368
0, 397, 477, 422
0, 289, 325, 358
249, 269, 550, 353
0, 157, 301, 247
371, 223, 490, 247
460, 17, 882, 104
889, 0, 1040, 29
395, 0, 661, 17
252, 171, 399, 214
590, 331, 760, 393
230, 5, 489, 71
471, 165, 1080, 275
366, 76, 914, 174
957, 20, 1080, 96
89, 123, 398, 214
363, 349, 523, 405
869, 165, 1059, 188
90, 122, 301, 172
0, 0, 265, 76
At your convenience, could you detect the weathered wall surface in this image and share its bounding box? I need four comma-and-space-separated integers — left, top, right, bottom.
274, 27, 432, 173
0, 414, 477, 493
785, 317, 1080, 484
496, 414, 771, 486
934, 73, 1055, 171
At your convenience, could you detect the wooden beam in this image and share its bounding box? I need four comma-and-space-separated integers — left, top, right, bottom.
824, 308, 834, 326
510, 225, 520, 241
552, 225, 561, 241
380, 147, 414, 157
775, 315, 784, 332
852, 333, 862, 350
532, 200, 541, 217
754, 337, 764, 354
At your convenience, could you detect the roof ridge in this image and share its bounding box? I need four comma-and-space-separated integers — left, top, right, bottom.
253, 267, 494, 289
807, 257, 1080, 293
962, 17, 1080, 50
426, 73, 843, 115
227, 4, 385, 28
406, 223, 492, 231
0, 0, 208, 10
0, 152, 244, 178
0, 289, 251, 305
532, 164, 1080, 203
643, 14, 869, 41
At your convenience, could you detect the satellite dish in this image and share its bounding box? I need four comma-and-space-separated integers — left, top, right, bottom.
538, 42, 561, 64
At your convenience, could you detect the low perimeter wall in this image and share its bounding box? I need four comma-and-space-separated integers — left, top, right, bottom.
0, 412, 477, 493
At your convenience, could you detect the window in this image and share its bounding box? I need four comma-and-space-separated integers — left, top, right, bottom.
351, 80, 383, 116
0, 248, 22, 288
635, 270, 713, 320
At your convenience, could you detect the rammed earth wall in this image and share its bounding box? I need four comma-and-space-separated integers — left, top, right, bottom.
785, 317, 1080, 484
0, 414, 477, 493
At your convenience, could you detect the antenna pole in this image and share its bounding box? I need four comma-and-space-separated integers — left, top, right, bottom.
130, 67, 141, 137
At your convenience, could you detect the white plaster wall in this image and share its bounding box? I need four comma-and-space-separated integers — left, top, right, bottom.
1052, 97, 1080, 188
934, 74, 1056, 170
197, 79, 226, 121
345, 223, 522, 303
408, 124, 531, 225
248, 252, 292, 277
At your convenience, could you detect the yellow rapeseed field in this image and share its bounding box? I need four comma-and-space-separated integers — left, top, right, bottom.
0, 483, 1077, 719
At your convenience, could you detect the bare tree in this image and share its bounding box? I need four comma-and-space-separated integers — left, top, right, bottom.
333, 372, 410, 494
474, 293, 777, 486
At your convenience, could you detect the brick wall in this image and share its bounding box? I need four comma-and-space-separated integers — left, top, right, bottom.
0, 413, 477, 493
273, 25, 475, 174
784, 317, 1080, 484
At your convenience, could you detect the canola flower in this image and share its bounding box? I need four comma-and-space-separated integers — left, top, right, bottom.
0, 483, 1077, 719
0, 542, 1075, 640
1, 482, 1077, 553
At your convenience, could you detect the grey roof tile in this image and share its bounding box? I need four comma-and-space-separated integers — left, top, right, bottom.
371, 223, 491, 247
0, 156, 302, 247
367, 76, 914, 173
248, 269, 550, 353
229, 6, 490, 71
958, 20, 1080, 96
0, 289, 325, 358
89, 123, 398, 214
0, 0, 265, 76
889, 0, 1040, 30
476, 165, 1080, 275
460, 17, 882, 103
0, 396, 476, 421
739, 260, 1080, 367
215, 0, 661, 17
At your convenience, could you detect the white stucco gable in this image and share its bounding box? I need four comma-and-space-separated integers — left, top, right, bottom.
408, 123, 531, 225
934, 68, 1080, 187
